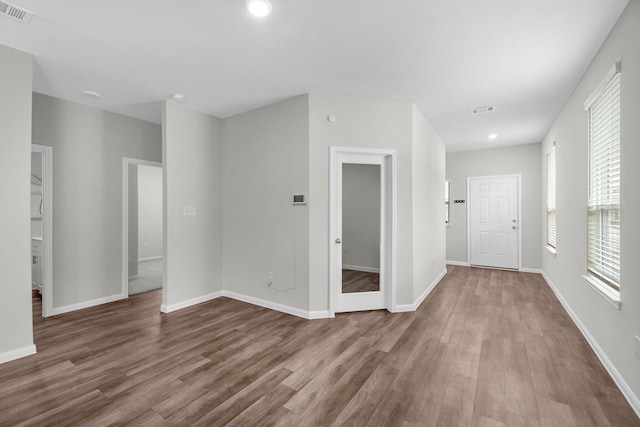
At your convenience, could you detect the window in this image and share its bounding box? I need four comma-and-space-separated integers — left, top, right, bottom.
585, 63, 621, 293
546, 146, 556, 250
445, 179, 450, 224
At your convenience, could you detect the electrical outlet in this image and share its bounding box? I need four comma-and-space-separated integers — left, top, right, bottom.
343, 249, 347, 256
267, 272, 273, 287
634, 336, 640, 360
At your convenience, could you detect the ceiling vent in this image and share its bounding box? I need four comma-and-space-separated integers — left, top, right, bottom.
0, 1, 34, 24
471, 105, 495, 115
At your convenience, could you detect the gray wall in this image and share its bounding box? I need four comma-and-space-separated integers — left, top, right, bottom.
446, 143, 542, 270
0, 45, 34, 358
137, 165, 163, 260
541, 0, 640, 403
412, 106, 447, 299
342, 164, 381, 271
222, 95, 310, 310
32, 94, 162, 309
163, 102, 223, 308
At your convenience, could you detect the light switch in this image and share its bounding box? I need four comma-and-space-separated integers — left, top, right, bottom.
183, 206, 197, 216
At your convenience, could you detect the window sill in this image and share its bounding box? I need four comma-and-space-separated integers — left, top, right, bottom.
582, 275, 621, 310
546, 245, 556, 256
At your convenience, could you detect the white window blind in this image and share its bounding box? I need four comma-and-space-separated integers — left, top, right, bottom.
445, 179, 450, 224
546, 146, 556, 249
585, 65, 621, 291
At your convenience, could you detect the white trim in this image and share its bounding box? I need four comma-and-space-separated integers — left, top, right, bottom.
0, 344, 37, 364
541, 272, 639, 418
446, 260, 470, 267
31, 144, 53, 317
583, 61, 622, 110
223, 290, 328, 319
138, 256, 163, 262
342, 264, 380, 273
50, 293, 126, 316
582, 275, 622, 310
466, 174, 522, 271
392, 268, 447, 312
329, 146, 396, 316
160, 291, 223, 313
122, 158, 163, 299
521, 268, 543, 274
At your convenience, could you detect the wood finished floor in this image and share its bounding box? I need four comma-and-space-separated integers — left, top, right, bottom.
342, 269, 380, 293
2, 266, 638, 426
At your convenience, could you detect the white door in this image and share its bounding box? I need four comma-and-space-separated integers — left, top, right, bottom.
468, 175, 519, 269
330, 148, 395, 314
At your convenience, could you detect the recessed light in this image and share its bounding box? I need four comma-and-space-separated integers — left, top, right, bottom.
246, 0, 272, 17
81, 90, 101, 100
171, 93, 186, 103
488, 134, 498, 140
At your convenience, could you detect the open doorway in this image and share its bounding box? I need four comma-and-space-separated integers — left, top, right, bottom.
122, 159, 163, 297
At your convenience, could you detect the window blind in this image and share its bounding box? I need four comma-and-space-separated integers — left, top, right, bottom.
586, 68, 621, 291
546, 146, 556, 248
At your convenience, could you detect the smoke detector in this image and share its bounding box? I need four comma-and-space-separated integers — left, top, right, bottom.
471, 105, 495, 115
0, 1, 34, 24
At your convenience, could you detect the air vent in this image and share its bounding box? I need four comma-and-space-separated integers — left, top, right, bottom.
471, 105, 495, 115
0, 1, 34, 24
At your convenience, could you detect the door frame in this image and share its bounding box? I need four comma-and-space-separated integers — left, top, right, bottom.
329, 146, 396, 316
122, 158, 163, 297
466, 174, 522, 270
31, 144, 53, 317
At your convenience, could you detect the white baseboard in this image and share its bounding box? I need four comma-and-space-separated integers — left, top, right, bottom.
394, 268, 447, 312
541, 271, 640, 418
138, 256, 163, 262
521, 267, 543, 274
342, 264, 380, 273
223, 290, 328, 320
0, 344, 37, 365
446, 260, 470, 267
160, 291, 223, 313
50, 293, 127, 317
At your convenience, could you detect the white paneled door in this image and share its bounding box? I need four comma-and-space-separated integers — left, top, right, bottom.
468, 175, 519, 269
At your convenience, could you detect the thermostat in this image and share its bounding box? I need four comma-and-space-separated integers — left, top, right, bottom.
292, 194, 307, 205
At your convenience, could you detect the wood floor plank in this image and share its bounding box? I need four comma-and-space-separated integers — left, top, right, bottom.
0, 267, 636, 426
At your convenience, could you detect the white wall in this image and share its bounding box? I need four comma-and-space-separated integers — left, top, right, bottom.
222, 95, 310, 311
541, 0, 640, 409
32, 94, 162, 310
412, 106, 447, 300
163, 102, 223, 309
0, 44, 34, 360
446, 143, 542, 270
342, 164, 381, 271
128, 164, 138, 277
137, 165, 163, 260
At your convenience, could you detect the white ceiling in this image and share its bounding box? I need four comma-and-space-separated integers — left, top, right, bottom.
0, 0, 628, 152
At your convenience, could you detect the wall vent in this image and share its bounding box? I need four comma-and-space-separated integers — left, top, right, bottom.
0, 1, 34, 24
471, 105, 495, 115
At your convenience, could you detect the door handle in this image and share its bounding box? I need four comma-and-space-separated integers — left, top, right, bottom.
335, 238, 342, 244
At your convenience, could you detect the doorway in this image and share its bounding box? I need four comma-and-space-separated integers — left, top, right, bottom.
31, 144, 53, 317
467, 175, 521, 270
330, 147, 396, 315
122, 158, 163, 297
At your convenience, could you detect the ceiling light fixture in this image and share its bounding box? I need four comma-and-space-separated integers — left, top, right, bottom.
246, 0, 272, 17
488, 134, 498, 140
81, 90, 101, 100
171, 93, 186, 103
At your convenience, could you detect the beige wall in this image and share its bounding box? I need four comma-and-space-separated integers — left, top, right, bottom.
163, 102, 223, 309
137, 165, 163, 260
541, 0, 640, 405
222, 95, 310, 311
128, 164, 138, 277
0, 45, 34, 359
32, 94, 162, 310
446, 143, 542, 270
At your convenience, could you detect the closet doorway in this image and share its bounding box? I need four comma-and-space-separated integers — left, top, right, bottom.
122, 159, 164, 297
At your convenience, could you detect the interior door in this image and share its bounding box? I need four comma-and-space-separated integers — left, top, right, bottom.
333, 153, 386, 313
468, 175, 519, 269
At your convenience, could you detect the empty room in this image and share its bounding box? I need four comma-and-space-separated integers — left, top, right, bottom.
0, 0, 639, 425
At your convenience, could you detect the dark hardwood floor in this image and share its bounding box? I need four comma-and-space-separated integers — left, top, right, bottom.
342, 269, 380, 293
1, 266, 638, 426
